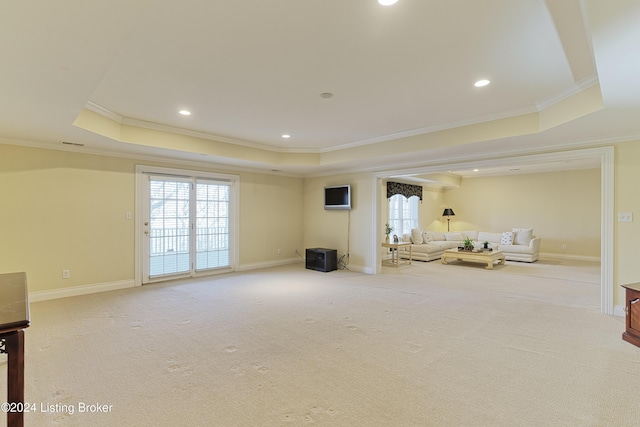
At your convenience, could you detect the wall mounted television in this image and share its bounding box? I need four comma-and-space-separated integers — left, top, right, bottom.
324, 185, 351, 210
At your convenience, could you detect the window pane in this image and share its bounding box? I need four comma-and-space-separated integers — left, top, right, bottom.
196, 181, 231, 270
388, 194, 419, 235
148, 178, 191, 277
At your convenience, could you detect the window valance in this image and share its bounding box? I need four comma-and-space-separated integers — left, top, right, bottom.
387, 181, 422, 201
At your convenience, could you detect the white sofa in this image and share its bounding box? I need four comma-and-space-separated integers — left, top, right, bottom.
399, 229, 541, 263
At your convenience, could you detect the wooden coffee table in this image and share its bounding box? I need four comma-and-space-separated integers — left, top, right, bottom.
441, 249, 505, 270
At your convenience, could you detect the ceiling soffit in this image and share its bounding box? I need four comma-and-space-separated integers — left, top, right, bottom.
76, 80, 602, 171
82, 0, 595, 153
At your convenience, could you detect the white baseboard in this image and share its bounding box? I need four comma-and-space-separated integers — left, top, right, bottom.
29, 279, 137, 303
236, 258, 372, 274
236, 257, 302, 272
613, 305, 625, 317
539, 252, 600, 263
340, 264, 371, 274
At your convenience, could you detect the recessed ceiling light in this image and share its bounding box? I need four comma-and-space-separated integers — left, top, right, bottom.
179, 110, 191, 116
378, 0, 398, 5
320, 92, 334, 99
473, 169, 480, 172
282, 134, 291, 139
474, 79, 490, 88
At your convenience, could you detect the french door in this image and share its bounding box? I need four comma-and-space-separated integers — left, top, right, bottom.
138, 167, 237, 284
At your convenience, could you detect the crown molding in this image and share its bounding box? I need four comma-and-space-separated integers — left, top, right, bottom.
85, 101, 124, 123
85, 78, 601, 159
120, 116, 286, 152
535, 75, 599, 110
85, 101, 319, 154
0, 136, 306, 178
320, 106, 539, 154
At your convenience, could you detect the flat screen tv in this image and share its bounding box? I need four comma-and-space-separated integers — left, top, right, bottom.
324, 185, 351, 210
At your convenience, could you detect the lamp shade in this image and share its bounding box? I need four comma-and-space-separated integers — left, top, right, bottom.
442, 208, 455, 217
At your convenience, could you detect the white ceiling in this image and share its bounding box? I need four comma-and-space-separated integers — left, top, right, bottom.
1, 0, 639, 177
448, 157, 601, 179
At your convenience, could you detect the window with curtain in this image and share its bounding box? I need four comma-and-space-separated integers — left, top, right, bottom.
388, 194, 419, 236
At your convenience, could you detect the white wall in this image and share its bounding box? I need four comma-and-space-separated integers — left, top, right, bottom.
303, 173, 374, 272
442, 169, 601, 258
0, 143, 304, 293
614, 141, 640, 305
239, 172, 303, 267
5, 140, 640, 309
420, 186, 446, 232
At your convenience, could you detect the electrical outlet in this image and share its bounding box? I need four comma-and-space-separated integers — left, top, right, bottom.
62, 270, 70, 279
277, 248, 281, 255
618, 212, 633, 222
561, 244, 567, 250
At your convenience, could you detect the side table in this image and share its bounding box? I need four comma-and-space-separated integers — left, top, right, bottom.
0, 272, 30, 427
622, 282, 640, 347
381, 242, 412, 268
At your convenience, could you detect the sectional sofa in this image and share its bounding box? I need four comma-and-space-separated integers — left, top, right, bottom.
399, 228, 540, 263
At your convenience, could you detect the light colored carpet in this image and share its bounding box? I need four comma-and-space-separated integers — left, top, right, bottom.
2, 259, 639, 426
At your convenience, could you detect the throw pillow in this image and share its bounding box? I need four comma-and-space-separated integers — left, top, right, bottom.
423, 231, 433, 243
512, 228, 533, 245
411, 228, 424, 244
500, 231, 514, 245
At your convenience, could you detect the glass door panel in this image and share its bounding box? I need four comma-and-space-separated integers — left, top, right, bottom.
142, 173, 232, 283
147, 177, 192, 278
196, 181, 230, 270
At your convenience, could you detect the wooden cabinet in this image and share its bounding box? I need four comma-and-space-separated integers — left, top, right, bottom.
622, 282, 640, 347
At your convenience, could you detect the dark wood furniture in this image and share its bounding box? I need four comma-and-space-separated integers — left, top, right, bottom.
0, 272, 30, 427
305, 248, 337, 272
622, 282, 640, 347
